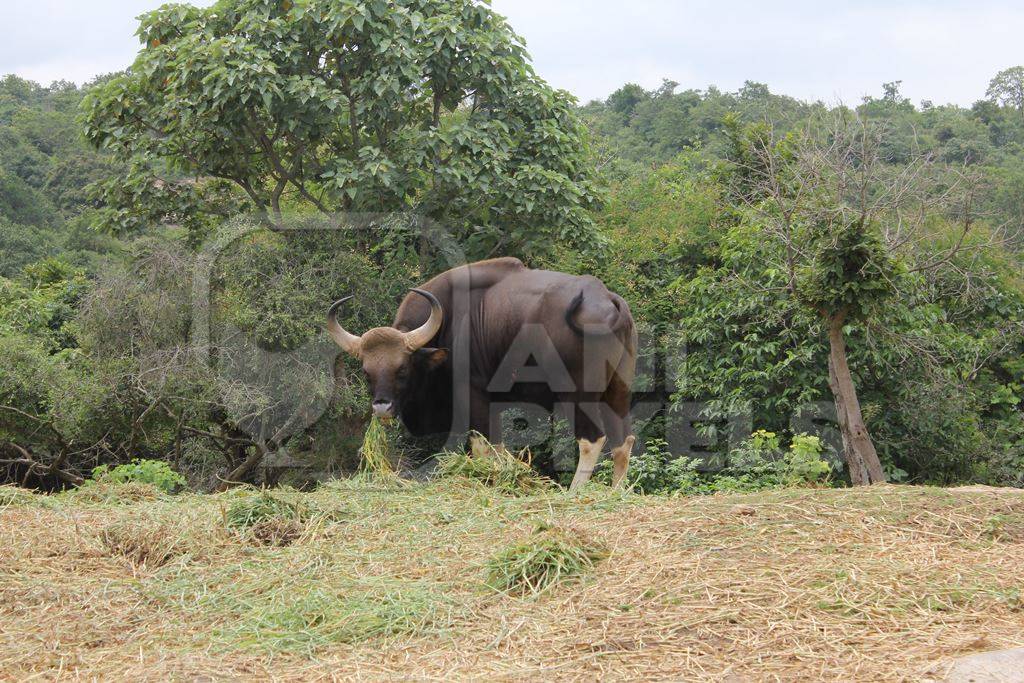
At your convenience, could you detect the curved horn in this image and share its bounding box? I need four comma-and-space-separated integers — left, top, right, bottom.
326, 296, 363, 357
403, 288, 444, 351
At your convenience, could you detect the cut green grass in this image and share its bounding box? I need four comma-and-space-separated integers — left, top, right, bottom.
486, 522, 608, 595
224, 490, 310, 546
213, 580, 453, 654
359, 416, 396, 477
62, 480, 163, 505
7, 483, 1024, 680
435, 440, 552, 495
0, 485, 36, 507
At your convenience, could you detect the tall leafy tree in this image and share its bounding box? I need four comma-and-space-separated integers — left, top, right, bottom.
82, 0, 598, 258
723, 113, 985, 484
987, 66, 1024, 119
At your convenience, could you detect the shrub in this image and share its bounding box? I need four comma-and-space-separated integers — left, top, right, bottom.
91, 459, 186, 493
486, 524, 607, 595
784, 434, 832, 486
594, 438, 700, 494
595, 431, 832, 495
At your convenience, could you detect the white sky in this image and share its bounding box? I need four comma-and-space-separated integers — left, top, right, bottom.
1, 0, 1020, 106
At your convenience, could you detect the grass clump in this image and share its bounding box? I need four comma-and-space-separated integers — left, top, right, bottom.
98, 515, 190, 569
224, 491, 309, 546
64, 480, 163, 504
0, 485, 37, 507
486, 523, 607, 595
436, 437, 551, 495
215, 581, 450, 654
359, 416, 395, 476
983, 513, 1024, 543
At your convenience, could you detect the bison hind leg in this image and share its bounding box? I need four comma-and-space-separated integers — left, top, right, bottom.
611, 435, 635, 488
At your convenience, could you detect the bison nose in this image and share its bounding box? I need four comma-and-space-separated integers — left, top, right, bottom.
372, 400, 395, 419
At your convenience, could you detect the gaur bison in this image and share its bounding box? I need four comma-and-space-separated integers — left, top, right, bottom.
327, 257, 636, 490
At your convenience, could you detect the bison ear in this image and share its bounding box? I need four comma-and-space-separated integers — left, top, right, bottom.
416, 347, 449, 369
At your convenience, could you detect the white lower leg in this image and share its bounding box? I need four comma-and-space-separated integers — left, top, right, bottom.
569, 436, 607, 491
611, 435, 636, 488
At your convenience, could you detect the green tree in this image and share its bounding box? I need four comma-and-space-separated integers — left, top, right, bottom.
723, 113, 985, 485
986, 66, 1024, 118
82, 0, 598, 259
606, 83, 648, 116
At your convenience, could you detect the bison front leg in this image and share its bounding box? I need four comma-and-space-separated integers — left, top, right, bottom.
569, 436, 606, 492
611, 435, 635, 488
469, 432, 504, 458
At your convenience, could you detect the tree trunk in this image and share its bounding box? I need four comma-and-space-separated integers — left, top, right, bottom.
826, 315, 886, 485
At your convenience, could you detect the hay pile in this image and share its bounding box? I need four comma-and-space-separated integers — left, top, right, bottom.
435, 439, 552, 495
2, 483, 1024, 680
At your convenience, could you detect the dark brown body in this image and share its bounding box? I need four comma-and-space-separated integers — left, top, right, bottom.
391, 258, 637, 453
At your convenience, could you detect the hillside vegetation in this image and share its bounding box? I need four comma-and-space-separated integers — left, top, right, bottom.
3, 481, 1024, 680
0, 0, 1021, 493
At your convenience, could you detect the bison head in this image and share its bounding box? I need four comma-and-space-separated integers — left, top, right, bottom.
327, 289, 448, 420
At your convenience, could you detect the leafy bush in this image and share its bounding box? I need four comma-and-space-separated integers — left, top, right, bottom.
594, 438, 699, 494
718, 430, 831, 491
595, 431, 831, 495
784, 434, 832, 486
91, 459, 186, 493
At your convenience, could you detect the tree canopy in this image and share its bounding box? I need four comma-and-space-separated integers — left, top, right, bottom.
82, 0, 598, 259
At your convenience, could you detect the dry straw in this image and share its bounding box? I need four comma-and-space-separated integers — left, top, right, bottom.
2, 481, 1024, 680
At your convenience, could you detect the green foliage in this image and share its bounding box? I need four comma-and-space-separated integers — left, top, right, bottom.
674, 223, 827, 432
1, 39, 1023, 495
785, 435, 832, 486
0, 171, 56, 227
90, 459, 187, 493
796, 220, 897, 322
596, 431, 831, 495
592, 438, 699, 494
82, 0, 599, 258
986, 66, 1024, 115
486, 523, 607, 595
